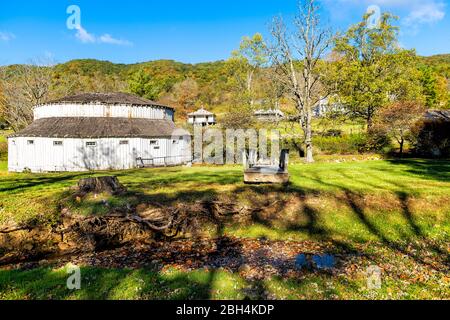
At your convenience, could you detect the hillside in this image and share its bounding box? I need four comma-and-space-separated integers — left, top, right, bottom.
49, 59, 231, 119
1, 54, 449, 125
50, 53, 450, 95
421, 54, 450, 79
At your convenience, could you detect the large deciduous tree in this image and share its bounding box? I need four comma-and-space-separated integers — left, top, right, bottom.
420, 66, 449, 109
227, 33, 268, 108
268, 0, 333, 163
333, 12, 423, 129
0, 61, 52, 131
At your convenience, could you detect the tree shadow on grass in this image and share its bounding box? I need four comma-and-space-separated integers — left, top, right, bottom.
386, 159, 450, 182
0, 173, 89, 193
2, 160, 449, 299
0, 266, 218, 300
61, 170, 450, 297
304, 172, 449, 272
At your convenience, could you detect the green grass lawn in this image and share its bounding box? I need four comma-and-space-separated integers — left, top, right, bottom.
0, 159, 449, 300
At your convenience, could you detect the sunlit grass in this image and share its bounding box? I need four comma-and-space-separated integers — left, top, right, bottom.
0, 159, 449, 300
1, 264, 446, 300
1, 159, 449, 240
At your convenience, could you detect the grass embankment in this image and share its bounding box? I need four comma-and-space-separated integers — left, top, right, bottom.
0, 159, 449, 299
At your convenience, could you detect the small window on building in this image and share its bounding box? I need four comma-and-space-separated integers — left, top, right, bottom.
53, 141, 63, 146
27, 140, 34, 145
86, 142, 97, 147
154, 146, 160, 150
119, 140, 129, 145
150, 140, 159, 146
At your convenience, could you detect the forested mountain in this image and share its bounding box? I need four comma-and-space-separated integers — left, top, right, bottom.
1, 53, 449, 130
421, 54, 450, 79
49, 59, 233, 118
51, 54, 450, 114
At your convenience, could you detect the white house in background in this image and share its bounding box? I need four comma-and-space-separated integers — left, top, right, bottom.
8, 92, 192, 173
313, 98, 329, 117
313, 98, 346, 118
187, 107, 216, 126
254, 109, 285, 122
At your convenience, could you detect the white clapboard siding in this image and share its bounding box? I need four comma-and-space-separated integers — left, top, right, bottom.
8, 137, 191, 173
34, 104, 174, 121
10, 98, 188, 172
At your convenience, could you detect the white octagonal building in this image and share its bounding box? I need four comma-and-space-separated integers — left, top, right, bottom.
8, 93, 191, 172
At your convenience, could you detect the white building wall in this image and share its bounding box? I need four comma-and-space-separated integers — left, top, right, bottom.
8, 136, 191, 173
188, 115, 216, 125
34, 104, 174, 121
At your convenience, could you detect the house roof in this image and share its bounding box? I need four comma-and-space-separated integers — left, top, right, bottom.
44, 92, 173, 110
9, 118, 189, 139
254, 109, 285, 117
424, 110, 450, 122
188, 108, 214, 116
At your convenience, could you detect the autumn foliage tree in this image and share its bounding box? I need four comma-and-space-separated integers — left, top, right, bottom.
0, 62, 52, 131
172, 78, 199, 114
227, 33, 268, 108
334, 12, 423, 129
375, 101, 425, 156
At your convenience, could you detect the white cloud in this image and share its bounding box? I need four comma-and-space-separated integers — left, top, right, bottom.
331, 0, 440, 8
73, 25, 132, 46
403, 2, 446, 26
75, 25, 95, 43
323, 0, 446, 27
99, 34, 132, 46
0, 31, 15, 42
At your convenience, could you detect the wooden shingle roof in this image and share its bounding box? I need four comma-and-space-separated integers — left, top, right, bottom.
424, 110, 450, 122
9, 118, 189, 139
188, 108, 214, 117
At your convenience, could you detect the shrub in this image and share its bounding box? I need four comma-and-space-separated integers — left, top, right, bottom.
314, 131, 392, 155
412, 119, 450, 157
314, 134, 366, 155
363, 128, 393, 153
0, 141, 7, 159
322, 129, 343, 137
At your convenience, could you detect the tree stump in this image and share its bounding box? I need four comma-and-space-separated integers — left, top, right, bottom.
77, 176, 127, 195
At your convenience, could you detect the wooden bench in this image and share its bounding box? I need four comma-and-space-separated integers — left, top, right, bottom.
243, 149, 290, 184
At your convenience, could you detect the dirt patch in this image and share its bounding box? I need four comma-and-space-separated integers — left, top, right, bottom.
0, 177, 285, 266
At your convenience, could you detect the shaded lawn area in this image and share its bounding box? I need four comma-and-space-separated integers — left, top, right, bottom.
1, 159, 449, 241
0, 159, 449, 300
1, 263, 446, 300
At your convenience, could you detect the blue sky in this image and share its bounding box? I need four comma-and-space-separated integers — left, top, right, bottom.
0, 0, 449, 65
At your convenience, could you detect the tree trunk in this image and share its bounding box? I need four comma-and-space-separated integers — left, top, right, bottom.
77, 176, 127, 195
303, 115, 314, 163
399, 138, 404, 158
367, 113, 373, 131
247, 70, 254, 107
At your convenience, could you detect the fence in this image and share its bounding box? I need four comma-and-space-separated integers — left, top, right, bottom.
136, 155, 192, 168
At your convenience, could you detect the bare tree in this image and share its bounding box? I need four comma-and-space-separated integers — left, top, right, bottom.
0, 60, 52, 131
268, 0, 333, 163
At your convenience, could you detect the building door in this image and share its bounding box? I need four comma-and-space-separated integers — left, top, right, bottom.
8, 139, 19, 170
149, 139, 163, 166
52, 140, 64, 171
118, 140, 131, 169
